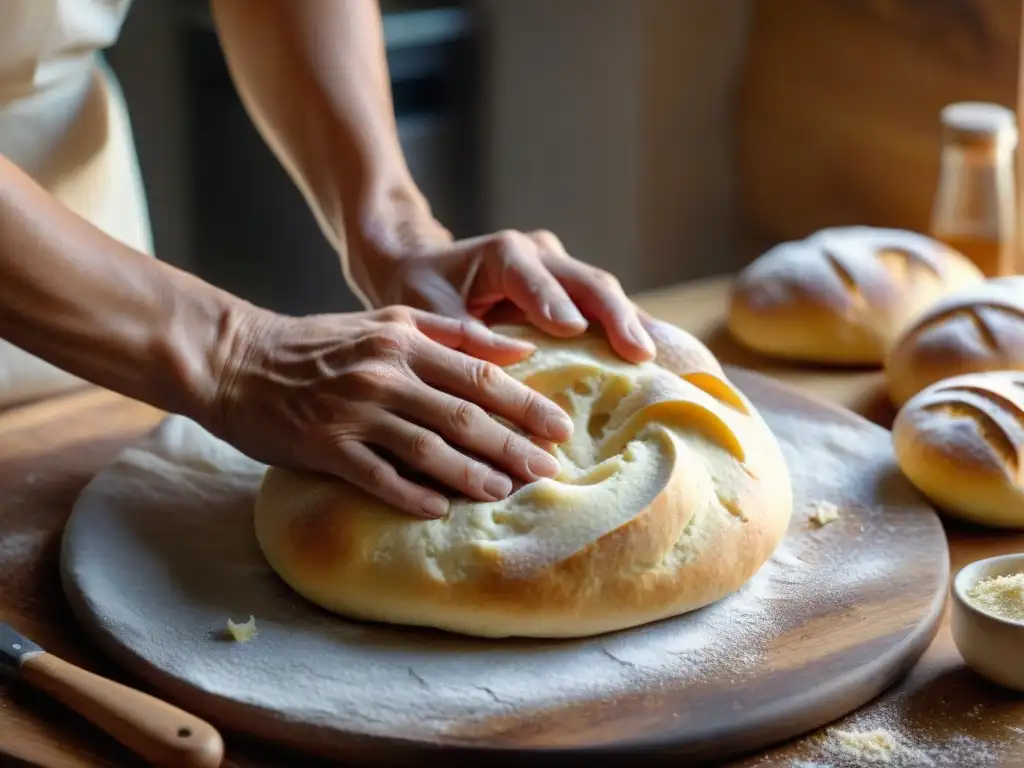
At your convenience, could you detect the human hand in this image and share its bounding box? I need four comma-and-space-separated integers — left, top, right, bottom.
209, 306, 573, 519
348, 206, 657, 364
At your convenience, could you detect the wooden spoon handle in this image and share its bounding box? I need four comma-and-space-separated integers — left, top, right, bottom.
21, 652, 224, 768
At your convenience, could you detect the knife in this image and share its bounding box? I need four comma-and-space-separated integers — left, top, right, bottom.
1, 622, 224, 767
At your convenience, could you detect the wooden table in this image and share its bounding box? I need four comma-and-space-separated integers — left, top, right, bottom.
2, 275, 1024, 767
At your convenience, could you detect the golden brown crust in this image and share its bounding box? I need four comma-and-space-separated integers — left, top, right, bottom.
886, 276, 1024, 407
727, 227, 985, 365
254, 324, 793, 638
893, 371, 1024, 529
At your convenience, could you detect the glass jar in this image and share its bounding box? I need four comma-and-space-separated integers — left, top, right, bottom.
929, 102, 1018, 277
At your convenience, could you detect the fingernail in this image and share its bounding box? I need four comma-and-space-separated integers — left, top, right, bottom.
628, 319, 656, 357
484, 472, 513, 500
421, 496, 449, 518
528, 451, 562, 479
508, 339, 537, 355
549, 301, 588, 329
545, 412, 575, 440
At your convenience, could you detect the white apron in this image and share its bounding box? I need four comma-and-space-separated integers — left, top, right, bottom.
0, 0, 152, 408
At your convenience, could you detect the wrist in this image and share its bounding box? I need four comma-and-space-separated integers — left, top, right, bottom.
339, 178, 450, 308
153, 277, 262, 434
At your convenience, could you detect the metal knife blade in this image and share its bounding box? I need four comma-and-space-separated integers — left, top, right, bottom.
0, 622, 44, 673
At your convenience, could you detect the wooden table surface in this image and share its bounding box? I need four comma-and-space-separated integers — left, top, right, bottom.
2, 274, 1023, 768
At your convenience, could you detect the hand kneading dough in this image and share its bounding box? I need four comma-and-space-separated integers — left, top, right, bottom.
886, 276, 1024, 408
254, 324, 794, 639
893, 371, 1024, 529
727, 227, 984, 365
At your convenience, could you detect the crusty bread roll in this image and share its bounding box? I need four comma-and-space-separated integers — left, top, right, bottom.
893, 371, 1024, 529
886, 276, 1024, 408
254, 324, 793, 639
727, 227, 985, 365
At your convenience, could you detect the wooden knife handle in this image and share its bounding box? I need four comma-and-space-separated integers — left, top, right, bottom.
21, 652, 224, 768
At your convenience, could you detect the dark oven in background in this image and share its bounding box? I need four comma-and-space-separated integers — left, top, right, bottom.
108, 1, 481, 316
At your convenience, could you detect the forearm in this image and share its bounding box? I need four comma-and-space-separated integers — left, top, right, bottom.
210, 0, 432, 305
0, 154, 244, 421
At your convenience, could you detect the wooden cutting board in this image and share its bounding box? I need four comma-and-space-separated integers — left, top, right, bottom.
58, 368, 948, 766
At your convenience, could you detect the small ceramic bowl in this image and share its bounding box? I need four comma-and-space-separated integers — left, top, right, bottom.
951, 553, 1024, 692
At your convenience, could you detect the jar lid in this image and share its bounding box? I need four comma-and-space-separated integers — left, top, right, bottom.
941, 102, 1017, 141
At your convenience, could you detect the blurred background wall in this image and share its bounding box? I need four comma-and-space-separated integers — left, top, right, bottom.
736, 0, 1020, 251
477, 0, 752, 292
103, 0, 1022, 316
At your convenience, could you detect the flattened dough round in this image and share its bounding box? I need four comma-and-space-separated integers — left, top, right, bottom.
254, 324, 793, 638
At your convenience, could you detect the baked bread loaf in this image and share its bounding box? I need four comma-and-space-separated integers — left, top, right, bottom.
254, 323, 793, 639
886, 276, 1024, 408
727, 227, 985, 365
893, 371, 1024, 529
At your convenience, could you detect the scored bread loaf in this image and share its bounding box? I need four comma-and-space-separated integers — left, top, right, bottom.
886, 276, 1024, 408
254, 323, 793, 639
727, 227, 985, 365
893, 371, 1024, 529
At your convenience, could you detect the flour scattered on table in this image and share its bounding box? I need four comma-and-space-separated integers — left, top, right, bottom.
0, 529, 47, 561
827, 728, 908, 763
742, 687, 1001, 768
815, 703, 992, 767
814, 729, 992, 767
807, 501, 840, 527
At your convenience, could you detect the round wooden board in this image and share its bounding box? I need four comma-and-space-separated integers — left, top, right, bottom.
59, 368, 949, 766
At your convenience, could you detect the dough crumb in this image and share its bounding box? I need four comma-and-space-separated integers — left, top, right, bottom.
227, 615, 258, 642
807, 501, 840, 527
831, 728, 898, 762
966, 572, 1024, 622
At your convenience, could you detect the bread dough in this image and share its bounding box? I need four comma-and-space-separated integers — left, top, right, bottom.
226, 615, 257, 643
727, 227, 984, 365
893, 370, 1024, 528
808, 501, 840, 527
886, 276, 1024, 407
254, 324, 793, 639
